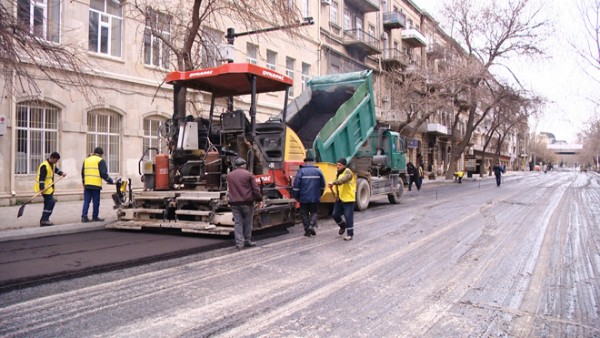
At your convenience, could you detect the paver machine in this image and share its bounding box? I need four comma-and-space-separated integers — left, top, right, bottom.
109, 63, 305, 235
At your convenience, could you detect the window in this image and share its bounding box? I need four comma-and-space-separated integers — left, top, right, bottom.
286, 57, 295, 96
343, 8, 351, 30
143, 116, 167, 160
301, 0, 309, 18
201, 27, 222, 68
17, 0, 61, 43
330, 1, 338, 25
301, 62, 310, 91
144, 9, 170, 69
89, 0, 122, 57
246, 43, 258, 64
87, 110, 121, 173
266, 50, 277, 70
15, 101, 59, 175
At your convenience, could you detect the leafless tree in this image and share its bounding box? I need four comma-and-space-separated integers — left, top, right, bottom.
381, 66, 452, 141
577, 116, 600, 170
576, 0, 600, 74
126, 0, 305, 121
0, 0, 98, 102
439, 0, 551, 178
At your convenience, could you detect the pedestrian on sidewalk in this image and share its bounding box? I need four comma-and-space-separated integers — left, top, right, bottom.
328, 158, 356, 241
227, 157, 263, 249
35, 152, 67, 226
81, 147, 114, 222
292, 157, 326, 237
493, 161, 503, 187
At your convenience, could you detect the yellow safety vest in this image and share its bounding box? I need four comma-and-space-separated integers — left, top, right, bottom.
34, 160, 55, 195
336, 168, 356, 203
83, 155, 103, 187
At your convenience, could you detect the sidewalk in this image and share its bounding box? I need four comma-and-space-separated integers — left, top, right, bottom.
0, 197, 116, 242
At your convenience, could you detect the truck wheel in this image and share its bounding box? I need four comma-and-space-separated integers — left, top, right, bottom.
388, 179, 404, 204
355, 178, 370, 211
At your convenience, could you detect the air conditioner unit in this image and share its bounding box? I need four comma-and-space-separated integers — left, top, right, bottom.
321, 0, 331, 5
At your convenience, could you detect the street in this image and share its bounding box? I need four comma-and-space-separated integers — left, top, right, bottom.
0, 171, 598, 337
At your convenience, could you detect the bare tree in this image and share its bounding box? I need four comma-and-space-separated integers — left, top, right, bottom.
0, 0, 98, 102
439, 0, 551, 179
126, 0, 305, 124
577, 116, 600, 170
576, 0, 600, 74
381, 67, 451, 141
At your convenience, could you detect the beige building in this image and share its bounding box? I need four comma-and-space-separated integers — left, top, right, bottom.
0, 0, 524, 205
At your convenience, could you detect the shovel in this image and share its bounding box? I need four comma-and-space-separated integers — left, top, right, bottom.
17, 175, 65, 218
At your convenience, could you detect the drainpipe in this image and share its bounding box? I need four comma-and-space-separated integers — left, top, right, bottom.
9, 70, 17, 199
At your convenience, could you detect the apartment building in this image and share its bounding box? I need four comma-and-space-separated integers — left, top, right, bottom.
0, 0, 523, 204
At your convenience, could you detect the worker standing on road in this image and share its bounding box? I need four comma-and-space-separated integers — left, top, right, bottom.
227, 157, 263, 249
35, 152, 67, 226
292, 157, 326, 237
81, 147, 114, 222
493, 161, 503, 187
407, 162, 419, 191
328, 158, 356, 241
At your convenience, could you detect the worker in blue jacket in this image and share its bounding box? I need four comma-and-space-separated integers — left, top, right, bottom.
292, 157, 326, 237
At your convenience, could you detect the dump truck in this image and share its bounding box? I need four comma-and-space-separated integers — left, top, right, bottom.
109, 63, 305, 235
285, 70, 407, 210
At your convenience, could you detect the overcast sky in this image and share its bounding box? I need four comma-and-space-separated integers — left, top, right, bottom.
416, 0, 598, 143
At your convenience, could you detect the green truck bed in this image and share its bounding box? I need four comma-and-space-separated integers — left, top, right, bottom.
285, 70, 377, 164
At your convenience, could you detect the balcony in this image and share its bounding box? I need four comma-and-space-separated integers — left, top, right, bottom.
381, 48, 408, 67
401, 28, 427, 48
383, 12, 406, 29
345, 0, 380, 13
426, 42, 444, 59
343, 29, 381, 55
419, 122, 449, 135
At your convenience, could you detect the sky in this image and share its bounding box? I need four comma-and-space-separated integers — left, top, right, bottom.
415, 0, 599, 143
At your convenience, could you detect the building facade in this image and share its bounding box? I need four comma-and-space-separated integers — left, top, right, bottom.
0, 0, 522, 205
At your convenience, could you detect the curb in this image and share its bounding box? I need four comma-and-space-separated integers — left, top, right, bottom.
0, 222, 106, 243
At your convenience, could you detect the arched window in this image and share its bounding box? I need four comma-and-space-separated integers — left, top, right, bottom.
16, 100, 59, 174
87, 109, 121, 173
143, 115, 168, 160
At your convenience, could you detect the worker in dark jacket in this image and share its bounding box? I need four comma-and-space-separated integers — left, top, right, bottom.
35, 152, 67, 226
292, 157, 326, 237
81, 147, 114, 222
227, 157, 263, 249
492, 161, 503, 187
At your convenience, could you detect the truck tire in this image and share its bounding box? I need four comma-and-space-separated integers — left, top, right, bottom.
355, 178, 370, 211
388, 178, 404, 204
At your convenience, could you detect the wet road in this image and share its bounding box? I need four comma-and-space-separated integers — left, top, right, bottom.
0, 171, 598, 337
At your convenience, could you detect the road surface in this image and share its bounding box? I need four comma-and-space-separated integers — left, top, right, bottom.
0, 171, 598, 337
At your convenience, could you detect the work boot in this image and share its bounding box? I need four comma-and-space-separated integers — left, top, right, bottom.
244, 241, 256, 248
81, 217, 90, 223
40, 220, 53, 227
338, 222, 346, 235
91, 217, 105, 222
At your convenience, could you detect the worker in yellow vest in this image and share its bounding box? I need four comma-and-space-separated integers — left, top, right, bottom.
328, 158, 356, 241
35, 152, 67, 226
81, 147, 114, 222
